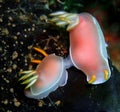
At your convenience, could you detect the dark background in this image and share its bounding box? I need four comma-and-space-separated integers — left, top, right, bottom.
0, 0, 120, 112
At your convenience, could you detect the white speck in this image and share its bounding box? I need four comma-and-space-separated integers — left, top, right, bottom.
21, 53, 24, 56
0, 47, 2, 52
17, 58, 20, 61
13, 44, 16, 47
1, 86, 4, 90
25, 63, 28, 66
32, 24, 35, 27
12, 51, 18, 60
12, 64, 17, 70
2, 99, 8, 105
12, 24, 16, 27
6, 45, 10, 48
2, 28, 9, 35
8, 16, 13, 21
55, 100, 61, 106
3, 56, 7, 60
16, 32, 20, 35
0, 18, 3, 22
7, 110, 12, 112
31, 27, 35, 31
38, 100, 45, 107
20, 41, 23, 45
3, 67, 6, 70
24, 29, 27, 32
10, 88, 14, 93
24, 34, 27, 38
27, 45, 32, 50
8, 22, 11, 26
13, 98, 21, 107
6, 68, 12, 73
15, 41, 18, 44
43, 29, 46, 32
13, 36, 18, 40
28, 28, 31, 31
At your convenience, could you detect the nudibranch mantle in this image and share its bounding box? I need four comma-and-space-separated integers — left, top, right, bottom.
50, 11, 111, 84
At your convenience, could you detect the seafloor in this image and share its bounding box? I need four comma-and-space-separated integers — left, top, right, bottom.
0, 0, 120, 112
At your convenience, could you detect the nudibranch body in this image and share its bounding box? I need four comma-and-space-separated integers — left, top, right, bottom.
19, 48, 68, 99
50, 11, 111, 84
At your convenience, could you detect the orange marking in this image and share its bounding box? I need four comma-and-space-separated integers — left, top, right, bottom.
88, 75, 96, 84
104, 69, 109, 80
31, 60, 41, 64
33, 47, 48, 57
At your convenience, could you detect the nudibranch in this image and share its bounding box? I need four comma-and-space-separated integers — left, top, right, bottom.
50, 11, 111, 84
19, 47, 68, 99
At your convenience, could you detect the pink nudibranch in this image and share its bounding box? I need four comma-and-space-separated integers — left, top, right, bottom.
69, 13, 111, 84
26, 54, 68, 99
20, 54, 68, 99
50, 11, 111, 84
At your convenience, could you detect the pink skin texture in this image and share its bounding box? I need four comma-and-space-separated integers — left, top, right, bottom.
69, 13, 111, 84
25, 54, 68, 99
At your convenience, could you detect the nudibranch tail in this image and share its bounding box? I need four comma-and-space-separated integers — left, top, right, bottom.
49, 11, 79, 31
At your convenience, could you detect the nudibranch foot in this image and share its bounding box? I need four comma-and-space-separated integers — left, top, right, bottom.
49, 11, 79, 31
